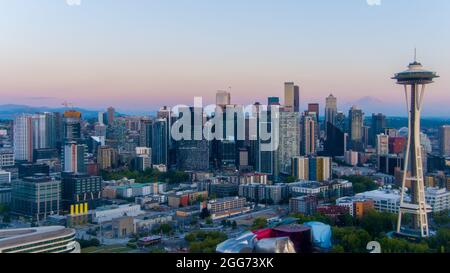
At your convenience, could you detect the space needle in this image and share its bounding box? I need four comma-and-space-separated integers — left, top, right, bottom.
392, 52, 439, 238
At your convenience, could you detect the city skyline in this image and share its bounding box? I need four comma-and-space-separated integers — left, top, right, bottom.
1, 0, 449, 116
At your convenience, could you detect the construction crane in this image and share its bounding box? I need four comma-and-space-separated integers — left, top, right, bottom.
62, 101, 75, 109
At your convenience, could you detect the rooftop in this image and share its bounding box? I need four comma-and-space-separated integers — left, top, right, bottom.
208, 196, 245, 203
273, 224, 311, 233
0, 226, 75, 250
356, 188, 401, 200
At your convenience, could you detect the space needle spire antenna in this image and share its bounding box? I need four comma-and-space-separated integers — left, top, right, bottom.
414, 47, 417, 63
392, 54, 439, 238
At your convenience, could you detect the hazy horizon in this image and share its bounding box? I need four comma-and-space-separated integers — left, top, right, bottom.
1, 0, 449, 116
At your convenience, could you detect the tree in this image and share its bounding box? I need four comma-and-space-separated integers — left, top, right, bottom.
379, 237, 430, 253
77, 238, 100, 249
100, 168, 189, 184
185, 231, 228, 253
358, 210, 396, 238
208, 193, 217, 200
221, 220, 233, 227
197, 195, 205, 203
0, 204, 10, 214
251, 217, 267, 230
428, 228, 450, 253
2, 214, 11, 223
151, 223, 173, 235
150, 247, 167, 253
160, 223, 173, 235
337, 213, 354, 227
290, 213, 332, 225
127, 241, 138, 249
286, 176, 297, 183
342, 175, 378, 194
200, 208, 210, 219
331, 244, 345, 253
190, 216, 199, 226
433, 210, 450, 227
332, 227, 372, 253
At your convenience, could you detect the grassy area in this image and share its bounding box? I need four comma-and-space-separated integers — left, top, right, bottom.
81, 245, 134, 253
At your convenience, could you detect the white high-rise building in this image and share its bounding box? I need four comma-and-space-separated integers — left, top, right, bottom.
344, 150, 358, 166
439, 125, 450, 157
94, 123, 107, 137
135, 147, 151, 156
14, 113, 56, 162
62, 142, 88, 174
32, 114, 50, 150
14, 115, 34, 162
98, 112, 104, 125
425, 187, 450, 213
278, 112, 300, 174
377, 133, 389, 155
356, 189, 403, 214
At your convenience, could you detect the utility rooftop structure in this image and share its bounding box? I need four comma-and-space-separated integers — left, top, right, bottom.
392, 53, 439, 238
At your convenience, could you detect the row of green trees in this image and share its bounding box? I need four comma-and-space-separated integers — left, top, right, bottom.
290, 209, 450, 253
0, 204, 11, 223
332, 226, 450, 253
341, 175, 379, 194
101, 168, 189, 184
433, 210, 450, 226
221, 219, 238, 229
151, 223, 174, 235
77, 238, 100, 249
185, 230, 228, 253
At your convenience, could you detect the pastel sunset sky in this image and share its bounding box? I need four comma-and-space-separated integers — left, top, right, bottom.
0, 0, 449, 116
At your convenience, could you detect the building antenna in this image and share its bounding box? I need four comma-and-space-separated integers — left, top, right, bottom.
414, 47, 417, 62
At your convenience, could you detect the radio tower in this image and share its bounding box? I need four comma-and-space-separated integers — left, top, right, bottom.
392, 51, 439, 238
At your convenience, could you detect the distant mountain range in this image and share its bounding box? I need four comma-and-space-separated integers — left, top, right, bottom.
0, 104, 448, 128
343, 96, 391, 115
0, 104, 157, 120
0, 104, 101, 119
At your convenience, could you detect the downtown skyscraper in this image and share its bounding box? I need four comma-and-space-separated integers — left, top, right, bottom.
284, 82, 300, 112
63, 110, 82, 143
348, 106, 364, 151
301, 113, 316, 156
371, 113, 387, 147
277, 111, 300, 175
62, 141, 88, 174
13, 115, 34, 162
216, 90, 231, 107
13, 113, 58, 162
152, 118, 168, 166
325, 94, 337, 136
439, 125, 450, 157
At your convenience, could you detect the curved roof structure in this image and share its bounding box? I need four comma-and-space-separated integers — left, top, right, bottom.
392, 61, 439, 85
0, 226, 76, 252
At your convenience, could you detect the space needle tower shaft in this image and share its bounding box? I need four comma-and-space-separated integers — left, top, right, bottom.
392, 53, 439, 238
